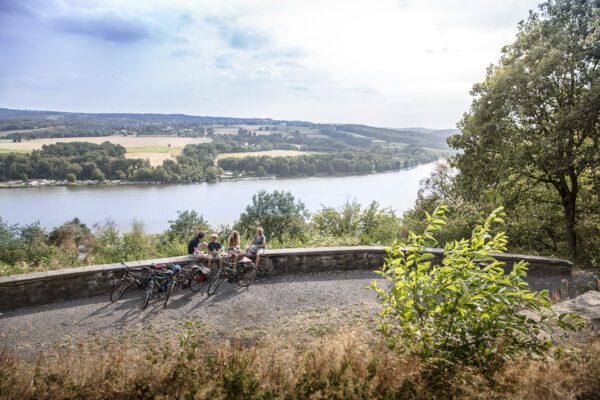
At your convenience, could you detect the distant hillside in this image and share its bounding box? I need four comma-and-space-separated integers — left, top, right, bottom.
0, 108, 457, 149
393, 127, 436, 134
335, 124, 457, 149
0, 108, 315, 127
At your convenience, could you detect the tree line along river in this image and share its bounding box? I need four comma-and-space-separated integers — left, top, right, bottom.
0, 162, 437, 232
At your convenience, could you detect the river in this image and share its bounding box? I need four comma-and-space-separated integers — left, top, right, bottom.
0, 162, 437, 232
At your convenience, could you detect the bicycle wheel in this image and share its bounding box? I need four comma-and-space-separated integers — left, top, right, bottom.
163, 279, 176, 308
207, 274, 224, 296
237, 264, 257, 287
136, 270, 151, 290
110, 278, 130, 302
189, 270, 207, 293
142, 281, 155, 310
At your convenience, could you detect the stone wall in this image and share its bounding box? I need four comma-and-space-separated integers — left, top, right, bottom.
0, 247, 572, 311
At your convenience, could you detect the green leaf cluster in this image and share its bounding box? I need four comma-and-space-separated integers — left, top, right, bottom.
372, 205, 554, 375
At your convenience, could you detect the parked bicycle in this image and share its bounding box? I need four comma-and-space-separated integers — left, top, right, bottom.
178, 264, 212, 293
142, 265, 177, 309
112, 261, 215, 309
207, 257, 257, 296
110, 262, 151, 303
145, 263, 211, 308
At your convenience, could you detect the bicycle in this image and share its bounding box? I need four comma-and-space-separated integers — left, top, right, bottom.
155, 263, 209, 308
178, 264, 212, 293
110, 262, 151, 303
162, 264, 183, 309
142, 267, 174, 310
206, 257, 257, 296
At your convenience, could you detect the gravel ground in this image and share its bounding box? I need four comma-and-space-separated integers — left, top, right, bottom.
1, 268, 596, 358
0, 270, 384, 356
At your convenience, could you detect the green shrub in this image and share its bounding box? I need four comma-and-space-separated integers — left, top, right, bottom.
372, 205, 554, 375
234, 190, 309, 241
312, 200, 403, 245
166, 210, 210, 242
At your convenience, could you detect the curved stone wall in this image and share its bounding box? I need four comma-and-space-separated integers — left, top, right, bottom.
0, 247, 572, 311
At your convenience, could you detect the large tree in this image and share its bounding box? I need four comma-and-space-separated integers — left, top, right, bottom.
450, 0, 600, 256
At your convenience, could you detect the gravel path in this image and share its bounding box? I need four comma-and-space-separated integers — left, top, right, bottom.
0, 270, 383, 355
1, 268, 595, 356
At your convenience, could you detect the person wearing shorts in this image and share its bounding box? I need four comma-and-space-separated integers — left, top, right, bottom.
207, 234, 223, 270
227, 230, 243, 272
246, 227, 266, 267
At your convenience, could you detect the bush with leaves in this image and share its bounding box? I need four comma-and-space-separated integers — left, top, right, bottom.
165, 210, 211, 243
371, 205, 575, 376
313, 200, 404, 245
234, 190, 309, 241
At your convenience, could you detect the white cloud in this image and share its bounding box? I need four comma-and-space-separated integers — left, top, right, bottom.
0, 0, 542, 128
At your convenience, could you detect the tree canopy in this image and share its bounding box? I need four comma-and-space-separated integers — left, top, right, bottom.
234, 190, 309, 241
450, 0, 600, 257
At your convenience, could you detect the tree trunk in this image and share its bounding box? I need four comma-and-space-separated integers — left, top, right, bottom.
557, 175, 578, 256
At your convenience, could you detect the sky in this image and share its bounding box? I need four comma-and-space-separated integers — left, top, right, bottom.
0, 0, 542, 128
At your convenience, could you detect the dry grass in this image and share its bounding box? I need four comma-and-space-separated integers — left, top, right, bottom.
123, 152, 173, 166
0, 136, 212, 151
124, 147, 183, 166
1, 323, 599, 400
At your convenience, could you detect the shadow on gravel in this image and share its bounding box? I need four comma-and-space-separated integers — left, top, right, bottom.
79, 282, 253, 328
0, 270, 380, 317
1, 269, 585, 322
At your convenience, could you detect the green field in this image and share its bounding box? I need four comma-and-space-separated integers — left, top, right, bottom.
0, 148, 30, 154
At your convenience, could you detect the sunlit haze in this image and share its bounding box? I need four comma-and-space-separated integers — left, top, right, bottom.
0, 0, 541, 127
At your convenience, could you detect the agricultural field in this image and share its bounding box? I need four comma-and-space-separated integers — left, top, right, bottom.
215, 149, 313, 161
0, 135, 212, 151
0, 148, 29, 154
124, 146, 184, 166
0, 136, 211, 166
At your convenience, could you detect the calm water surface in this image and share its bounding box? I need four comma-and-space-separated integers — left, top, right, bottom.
0, 162, 437, 232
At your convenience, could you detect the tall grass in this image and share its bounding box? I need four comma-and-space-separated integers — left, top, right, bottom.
1, 330, 599, 400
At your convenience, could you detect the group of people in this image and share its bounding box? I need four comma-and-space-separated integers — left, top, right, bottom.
187, 228, 267, 271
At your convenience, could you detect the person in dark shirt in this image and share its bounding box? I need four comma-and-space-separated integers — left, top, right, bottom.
188, 231, 207, 259
207, 233, 223, 270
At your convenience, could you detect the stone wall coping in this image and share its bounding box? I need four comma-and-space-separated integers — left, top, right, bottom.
0, 246, 572, 286
0, 255, 196, 285
262, 247, 572, 266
